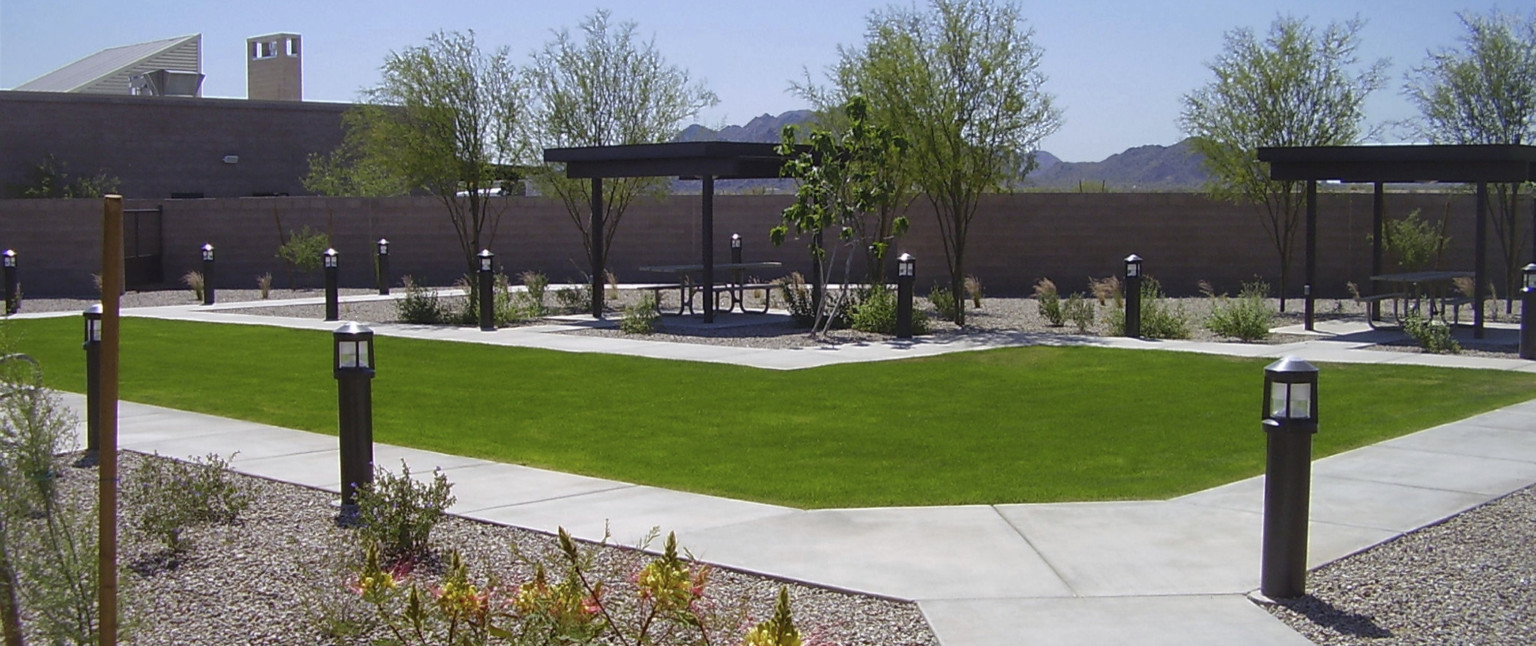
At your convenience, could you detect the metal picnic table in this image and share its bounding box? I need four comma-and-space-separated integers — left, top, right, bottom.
639, 261, 783, 315
1366, 270, 1475, 327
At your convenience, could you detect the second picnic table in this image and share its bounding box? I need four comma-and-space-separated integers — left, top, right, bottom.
639, 261, 784, 315
1364, 270, 1475, 327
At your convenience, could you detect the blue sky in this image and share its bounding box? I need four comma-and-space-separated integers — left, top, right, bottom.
0, 0, 1518, 161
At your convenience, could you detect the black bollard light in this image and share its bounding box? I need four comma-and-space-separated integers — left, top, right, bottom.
376, 238, 390, 296
477, 249, 495, 331
1259, 356, 1319, 600
77, 304, 103, 467
731, 233, 743, 265
334, 322, 376, 515
3, 249, 17, 315
1124, 254, 1143, 338
1521, 264, 1536, 360
896, 253, 915, 339
323, 248, 339, 321
200, 243, 216, 306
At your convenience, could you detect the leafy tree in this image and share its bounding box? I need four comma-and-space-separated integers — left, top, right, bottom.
772, 96, 909, 336
9, 155, 120, 198
1180, 16, 1387, 311
828, 0, 1061, 325
525, 9, 717, 310
1403, 10, 1536, 310
309, 30, 523, 277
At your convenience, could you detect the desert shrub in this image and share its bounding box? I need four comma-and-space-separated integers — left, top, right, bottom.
621, 294, 660, 334
1108, 276, 1191, 339
519, 270, 549, 317
1034, 278, 1064, 326
275, 226, 330, 286
395, 275, 446, 324
354, 461, 455, 563
851, 285, 929, 335
1204, 280, 1274, 342
965, 275, 984, 308
1063, 292, 1095, 333
929, 285, 959, 322
1402, 312, 1461, 354
256, 272, 273, 299
775, 273, 817, 327
182, 270, 205, 302
553, 283, 591, 314
0, 368, 74, 516
124, 452, 250, 553
1090, 275, 1121, 305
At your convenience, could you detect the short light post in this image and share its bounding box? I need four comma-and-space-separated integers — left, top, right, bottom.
1259, 356, 1319, 600
78, 304, 103, 466
376, 238, 391, 296
477, 249, 495, 331
1124, 254, 1143, 338
896, 253, 915, 339
730, 233, 743, 265
200, 243, 216, 306
1521, 264, 1536, 360
323, 248, 339, 321
334, 322, 376, 516
3, 249, 18, 315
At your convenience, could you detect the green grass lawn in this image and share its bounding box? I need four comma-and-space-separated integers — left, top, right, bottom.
6, 316, 1534, 508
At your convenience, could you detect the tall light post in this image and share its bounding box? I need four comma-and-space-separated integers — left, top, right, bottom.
200, 243, 216, 306
477, 249, 495, 331
1259, 356, 1319, 600
3, 249, 18, 315
896, 253, 916, 339
334, 322, 376, 517
376, 238, 390, 296
323, 248, 339, 321
1124, 254, 1143, 338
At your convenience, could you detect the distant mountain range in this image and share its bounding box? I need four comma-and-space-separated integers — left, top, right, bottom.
674, 111, 1211, 191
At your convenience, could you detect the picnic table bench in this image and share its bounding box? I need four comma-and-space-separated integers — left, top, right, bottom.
1361, 271, 1475, 328
638, 262, 783, 315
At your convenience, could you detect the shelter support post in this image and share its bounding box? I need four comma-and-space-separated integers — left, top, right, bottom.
1304, 181, 1317, 332
591, 177, 604, 319
1476, 182, 1488, 339
702, 174, 715, 324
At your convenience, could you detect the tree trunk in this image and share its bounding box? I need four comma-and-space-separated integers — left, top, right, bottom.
0, 540, 23, 646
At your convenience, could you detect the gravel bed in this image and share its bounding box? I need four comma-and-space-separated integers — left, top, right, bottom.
36, 451, 938, 646
1264, 484, 1536, 645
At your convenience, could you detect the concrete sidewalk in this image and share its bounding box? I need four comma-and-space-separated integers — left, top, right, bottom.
36, 297, 1536, 644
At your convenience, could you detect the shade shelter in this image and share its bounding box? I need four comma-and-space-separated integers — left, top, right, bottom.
543, 141, 796, 323
1256, 145, 1536, 338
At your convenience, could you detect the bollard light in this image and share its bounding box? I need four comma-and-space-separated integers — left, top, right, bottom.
1521, 264, 1536, 360
1123, 254, 1143, 338
200, 243, 216, 305
201, 243, 214, 263
376, 238, 391, 296
730, 233, 742, 251
377, 238, 389, 257
1124, 254, 1142, 278
84, 304, 103, 343
77, 304, 103, 466
477, 249, 495, 331
896, 253, 916, 339
898, 253, 915, 278
478, 249, 494, 272
324, 248, 339, 269
1524, 263, 1536, 291
2, 249, 17, 315
323, 248, 340, 321
334, 322, 376, 514
1, 249, 14, 268
1258, 355, 1319, 600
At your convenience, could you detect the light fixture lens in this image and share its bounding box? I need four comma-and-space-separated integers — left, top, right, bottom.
1269, 382, 1312, 419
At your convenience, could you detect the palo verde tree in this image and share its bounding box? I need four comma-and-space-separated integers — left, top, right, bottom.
1180, 15, 1387, 311
830, 0, 1061, 325
309, 30, 523, 278
525, 9, 717, 310
773, 96, 909, 336
1403, 9, 1536, 310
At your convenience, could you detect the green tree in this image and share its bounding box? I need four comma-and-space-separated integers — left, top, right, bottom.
309, 30, 523, 277
1180, 16, 1387, 311
525, 9, 717, 308
773, 96, 909, 336
829, 0, 1061, 325
1403, 10, 1536, 310
8, 155, 120, 199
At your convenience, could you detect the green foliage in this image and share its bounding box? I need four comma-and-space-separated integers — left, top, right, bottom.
1403, 312, 1462, 354
850, 285, 928, 335
527, 9, 717, 304
826, 0, 1062, 325
745, 587, 803, 646
620, 294, 660, 334
928, 285, 958, 323
553, 284, 591, 314
354, 461, 455, 563
275, 226, 331, 285
1034, 278, 1064, 327
1109, 276, 1192, 339
1379, 208, 1451, 272
396, 275, 448, 324
1063, 292, 1095, 333
1180, 16, 1386, 305
518, 271, 550, 318
775, 273, 818, 328
15, 497, 99, 646
9, 154, 120, 199
124, 452, 250, 554
1203, 280, 1275, 342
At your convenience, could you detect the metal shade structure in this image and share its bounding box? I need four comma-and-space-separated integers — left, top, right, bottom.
1257, 144, 1536, 337
543, 141, 801, 323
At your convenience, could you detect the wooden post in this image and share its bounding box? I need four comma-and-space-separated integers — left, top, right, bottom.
99, 195, 122, 646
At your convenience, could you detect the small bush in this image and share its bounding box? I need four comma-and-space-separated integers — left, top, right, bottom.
851, 285, 930, 335
621, 294, 660, 334
395, 276, 446, 324
182, 271, 205, 302
1108, 276, 1191, 339
256, 272, 273, 299
1204, 280, 1274, 342
553, 284, 591, 314
775, 273, 817, 327
519, 270, 549, 317
1090, 275, 1121, 305
124, 452, 250, 553
354, 461, 455, 563
1034, 278, 1064, 326
965, 275, 984, 308
276, 226, 331, 286
929, 285, 958, 322
1403, 312, 1461, 354
1063, 292, 1095, 333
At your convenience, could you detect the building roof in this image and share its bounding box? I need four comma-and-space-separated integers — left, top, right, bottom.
14, 34, 200, 93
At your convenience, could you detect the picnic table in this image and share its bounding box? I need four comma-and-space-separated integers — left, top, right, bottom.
1363, 270, 1475, 327
639, 261, 784, 315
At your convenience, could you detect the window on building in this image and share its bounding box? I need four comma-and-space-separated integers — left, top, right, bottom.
286, 38, 299, 57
